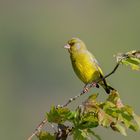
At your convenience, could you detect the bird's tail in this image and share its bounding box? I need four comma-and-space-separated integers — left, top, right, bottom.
103, 84, 115, 94
99, 74, 115, 94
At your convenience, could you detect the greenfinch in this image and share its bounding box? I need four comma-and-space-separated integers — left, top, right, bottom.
64, 38, 114, 94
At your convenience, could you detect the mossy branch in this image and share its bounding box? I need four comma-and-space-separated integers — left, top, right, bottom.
27, 50, 140, 140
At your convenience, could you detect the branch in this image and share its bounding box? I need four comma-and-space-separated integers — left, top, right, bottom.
97, 62, 120, 83
27, 118, 48, 140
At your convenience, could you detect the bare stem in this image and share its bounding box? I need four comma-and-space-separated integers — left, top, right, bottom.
27, 118, 48, 140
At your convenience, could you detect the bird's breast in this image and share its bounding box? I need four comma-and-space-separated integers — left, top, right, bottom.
71, 53, 100, 84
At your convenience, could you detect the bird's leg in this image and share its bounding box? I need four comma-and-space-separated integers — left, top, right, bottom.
95, 83, 100, 88
91, 82, 99, 88
83, 82, 99, 93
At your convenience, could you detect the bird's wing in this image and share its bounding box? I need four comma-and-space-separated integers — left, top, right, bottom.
85, 51, 100, 66
86, 50, 104, 75
80, 50, 103, 75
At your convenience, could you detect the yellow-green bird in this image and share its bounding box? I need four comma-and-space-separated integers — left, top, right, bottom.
64, 38, 114, 94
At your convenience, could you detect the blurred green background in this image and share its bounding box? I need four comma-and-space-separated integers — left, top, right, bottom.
0, 0, 140, 140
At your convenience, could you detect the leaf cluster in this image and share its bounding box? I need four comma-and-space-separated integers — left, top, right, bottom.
116, 50, 140, 70
38, 91, 140, 140
36, 50, 140, 140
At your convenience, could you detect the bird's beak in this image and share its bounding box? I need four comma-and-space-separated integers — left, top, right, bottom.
64, 44, 70, 49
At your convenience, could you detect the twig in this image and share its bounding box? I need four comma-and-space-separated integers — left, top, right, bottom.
98, 62, 120, 82
27, 118, 48, 140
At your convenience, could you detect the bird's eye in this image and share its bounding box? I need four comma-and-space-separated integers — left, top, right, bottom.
69, 42, 75, 46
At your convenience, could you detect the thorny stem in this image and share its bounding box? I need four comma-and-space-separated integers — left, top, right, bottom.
27, 62, 120, 140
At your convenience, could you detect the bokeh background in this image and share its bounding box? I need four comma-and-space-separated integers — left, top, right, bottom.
0, 0, 140, 140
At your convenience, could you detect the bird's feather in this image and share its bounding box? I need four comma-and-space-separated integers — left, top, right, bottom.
65, 38, 114, 94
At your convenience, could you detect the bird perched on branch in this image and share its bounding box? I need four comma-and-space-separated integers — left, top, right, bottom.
64, 38, 114, 94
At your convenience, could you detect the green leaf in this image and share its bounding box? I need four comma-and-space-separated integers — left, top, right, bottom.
116, 50, 140, 71
47, 106, 71, 123
133, 113, 140, 128
80, 113, 99, 128
111, 123, 127, 136
72, 107, 83, 126
83, 93, 99, 112
73, 129, 89, 140
98, 109, 113, 127
38, 131, 56, 140
107, 91, 120, 104
122, 58, 140, 70
67, 111, 77, 120
122, 105, 133, 115
39, 89, 140, 140
129, 123, 139, 131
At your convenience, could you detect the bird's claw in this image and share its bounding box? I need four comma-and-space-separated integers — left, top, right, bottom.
92, 82, 99, 88
83, 87, 89, 93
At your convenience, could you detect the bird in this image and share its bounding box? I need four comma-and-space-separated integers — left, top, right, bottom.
64, 37, 114, 94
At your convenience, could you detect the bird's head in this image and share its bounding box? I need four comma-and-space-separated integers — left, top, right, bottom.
64, 38, 87, 53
